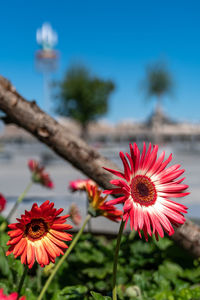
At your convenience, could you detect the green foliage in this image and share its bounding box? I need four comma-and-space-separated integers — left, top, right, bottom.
55, 64, 115, 130
1, 229, 200, 300
141, 61, 173, 99
54, 285, 88, 299
90, 291, 111, 299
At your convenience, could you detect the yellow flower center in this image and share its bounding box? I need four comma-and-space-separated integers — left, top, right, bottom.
131, 175, 157, 206
25, 218, 48, 239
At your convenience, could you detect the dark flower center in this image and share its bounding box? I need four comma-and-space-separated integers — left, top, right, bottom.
131, 175, 157, 206
136, 182, 149, 197
25, 218, 49, 240
32, 224, 40, 232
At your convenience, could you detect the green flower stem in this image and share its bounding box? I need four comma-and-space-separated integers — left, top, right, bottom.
86, 195, 92, 232
112, 220, 125, 300
7, 181, 33, 222
0, 221, 7, 233
17, 264, 28, 299
37, 214, 91, 300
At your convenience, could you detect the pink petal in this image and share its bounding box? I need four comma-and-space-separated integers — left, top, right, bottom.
103, 167, 125, 179
119, 152, 131, 182
139, 142, 146, 169
155, 153, 173, 175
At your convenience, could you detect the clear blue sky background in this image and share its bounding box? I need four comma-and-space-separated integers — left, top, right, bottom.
1, 0, 200, 123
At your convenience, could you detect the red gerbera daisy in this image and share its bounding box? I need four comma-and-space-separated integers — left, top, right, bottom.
69, 179, 95, 192
86, 182, 122, 222
0, 288, 25, 300
0, 194, 6, 212
104, 142, 189, 240
28, 160, 54, 188
6, 200, 72, 268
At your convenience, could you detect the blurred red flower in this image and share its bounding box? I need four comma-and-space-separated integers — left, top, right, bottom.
0, 288, 25, 300
69, 179, 95, 192
28, 160, 54, 188
0, 194, 6, 212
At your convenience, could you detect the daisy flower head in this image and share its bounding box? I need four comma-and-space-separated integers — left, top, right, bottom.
6, 200, 72, 268
86, 182, 122, 222
69, 179, 95, 192
104, 142, 189, 240
28, 159, 54, 188
0, 288, 26, 300
0, 194, 6, 212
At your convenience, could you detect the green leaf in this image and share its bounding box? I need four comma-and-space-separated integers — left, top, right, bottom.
51, 292, 62, 300
90, 291, 111, 300
59, 285, 88, 299
0, 282, 9, 294
154, 237, 173, 250
83, 264, 112, 279
158, 261, 183, 282
94, 281, 107, 291
23, 288, 37, 300
0, 247, 10, 277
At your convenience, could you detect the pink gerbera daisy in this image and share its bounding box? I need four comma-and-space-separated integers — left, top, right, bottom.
104, 142, 189, 240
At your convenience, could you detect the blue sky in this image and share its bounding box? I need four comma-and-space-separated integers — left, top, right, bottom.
1, 0, 200, 123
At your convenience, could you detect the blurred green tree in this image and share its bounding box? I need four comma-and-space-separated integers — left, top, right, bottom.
141, 61, 174, 144
55, 64, 115, 140
141, 61, 173, 113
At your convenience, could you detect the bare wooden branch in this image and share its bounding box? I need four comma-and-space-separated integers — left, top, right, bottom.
0, 76, 117, 190
172, 219, 200, 257
0, 115, 12, 124
0, 75, 198, 257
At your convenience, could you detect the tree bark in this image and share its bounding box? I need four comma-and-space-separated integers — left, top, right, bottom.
0, 75, 199, 257
172, 219, 200, 258
0, 76, 117, 190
